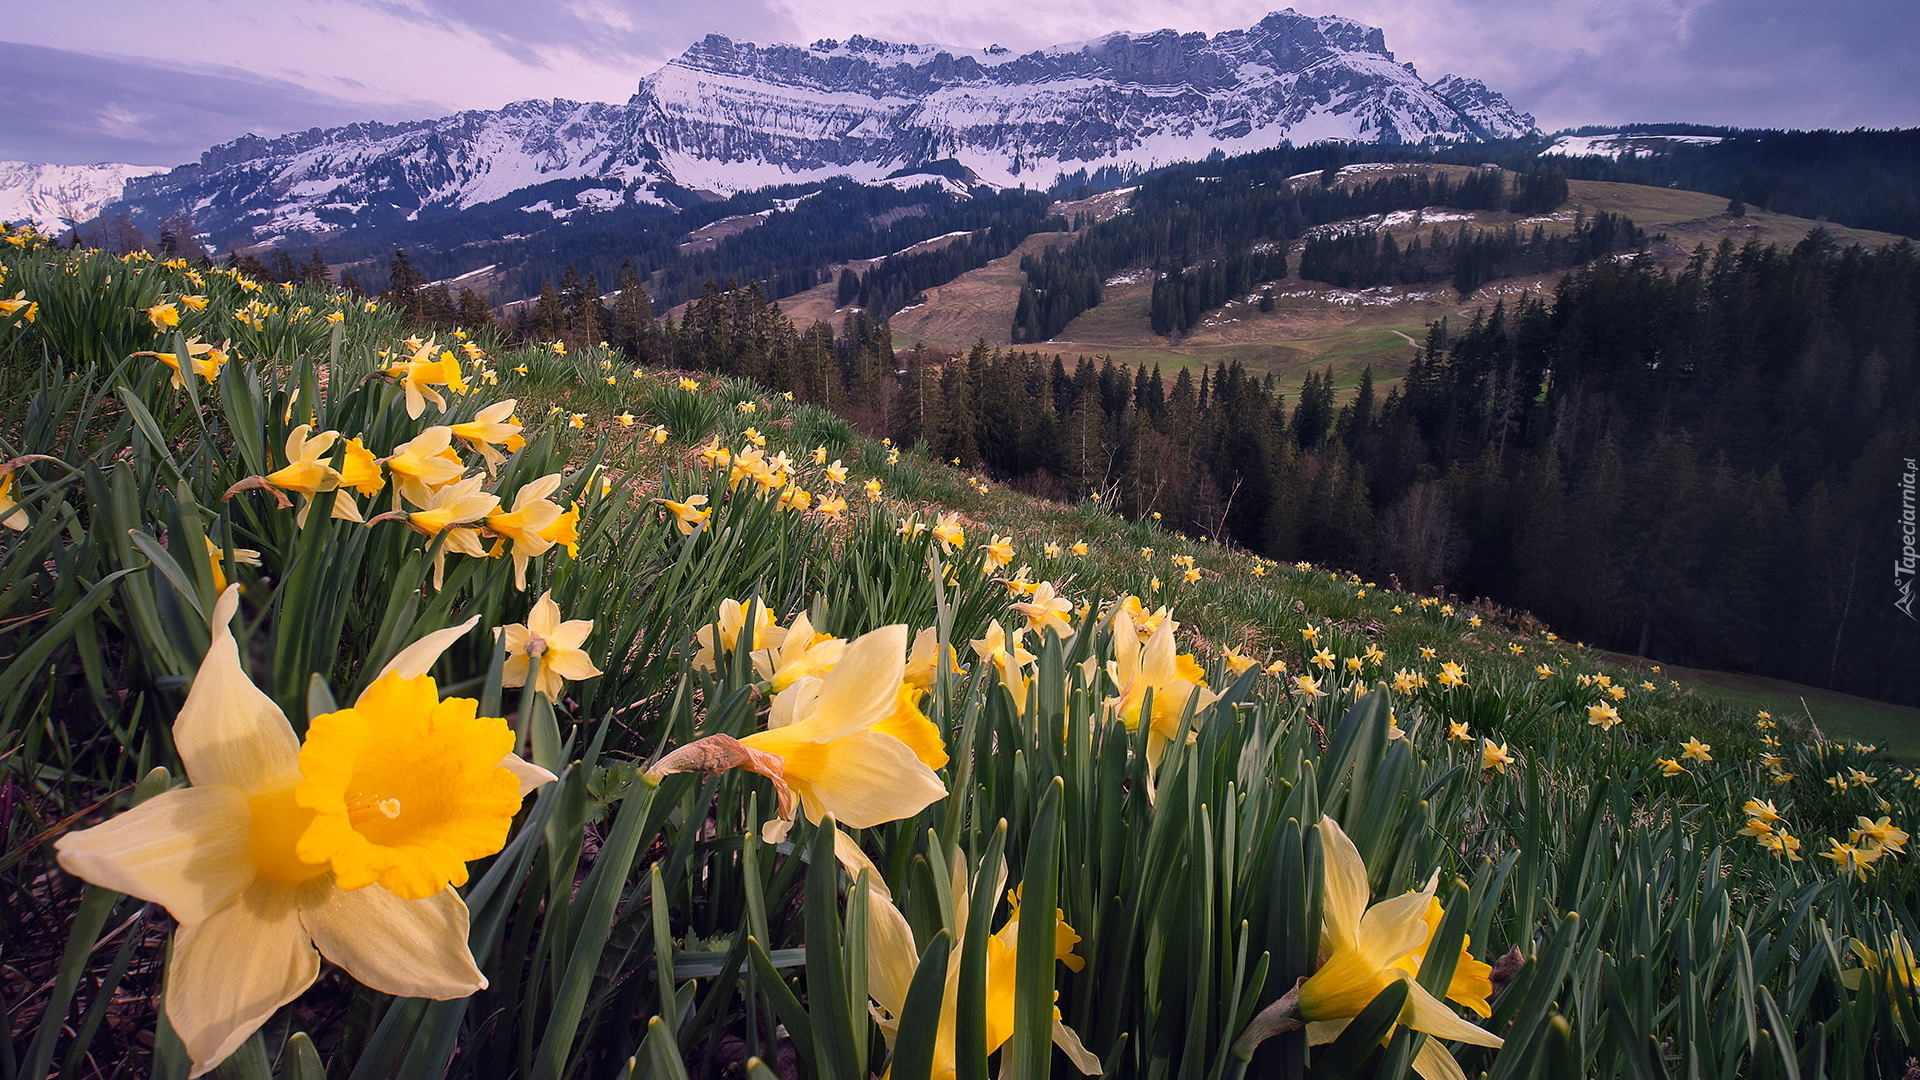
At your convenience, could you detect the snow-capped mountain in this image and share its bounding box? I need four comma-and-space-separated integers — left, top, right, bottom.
101, 9, 1534, 245
0, 161, 168, 230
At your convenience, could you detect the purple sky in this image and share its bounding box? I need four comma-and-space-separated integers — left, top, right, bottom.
6, 0, 1916, 165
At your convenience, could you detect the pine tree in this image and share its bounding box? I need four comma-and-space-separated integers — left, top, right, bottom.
387, 250, 424, 314
610, 262, 656, 363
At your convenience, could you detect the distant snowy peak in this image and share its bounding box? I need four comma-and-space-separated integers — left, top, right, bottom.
0, 161, 167, 229
1431, 76, 1537, 140
636, 9, 1536, 191
95, 9, 1535, 244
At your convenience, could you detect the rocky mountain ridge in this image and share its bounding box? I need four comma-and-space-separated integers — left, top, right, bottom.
87, 10, 1534, 247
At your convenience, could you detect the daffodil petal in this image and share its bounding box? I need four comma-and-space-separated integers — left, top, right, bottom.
767, 678, 820, 729
851, 864, 916, 1020
1411, 1034, 1472, 1080
175, 587, 301, 793
804, 624, 908, 740
300, 880, 487, 999
167, 881, 320, 1078
1353, 890, 1440, 969
376, 615, 481, 683
1317, 816, 1371, 952
1053, 1020, 1103, 1075
498, 752, 557, 797
1140, 619, 1179, 684
752, 727, 945, 829
1305, 1018, 1348, 1046
542, 648, 603, 681
54, 785, 253, 924
1403, 978, 1504, 1048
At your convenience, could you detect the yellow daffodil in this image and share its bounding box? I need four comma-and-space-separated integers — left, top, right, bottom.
485, 474, 566, 589
386, 343, 467, 419
1482, 741, 1514, 774
656, 494, 711, 535
1657, 758, 1687, 777
1822, 840, 1882, 881
932, 512, 966, 551
137, 335, 228, 388
204, 536, 262, 593
980, 534, 1015, 573
400, 474, 498, 588
146, 301, 181, 331
1222, 645, 1256, 677
500, 591, 602, 700
1679, 737, 1712, 763
678, 377, 699, 392
1853, 816, 1909, 855
1012, 581, 1076, 638
1311, 648, 1336, 670
568, 412, 586, 429
1436, 661, 1467, 689
0, 290, 38, 323
865, 478, 883, 501
1759, 829, 1802, 859
1535, 664, 1555, 679
1072, 540, 1088, 556
972, 619, 1037, 710
651, 625, 946, 841
1295, 817, 1502, 1078
1106, 607, 1217, 773
259, 426, 346, 526
1419, 646, 1436, 659
815, 495, 848, 519
1842, 934, 1919, 996
650, 424, 669, 444
54, 588, 551, 1077
1743, 799, 1785, 824
778, 487, 812, 513
1587, 702, 1622, 731
848, 847, 1100, 1080
692, 598, 787, 672
449, 400, 525, 470
386, 427, 465, 508
1044, 541, 1062, 558
1447, 721, 1471, 742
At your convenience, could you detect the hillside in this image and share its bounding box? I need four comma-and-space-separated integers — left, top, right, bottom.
881, 166, 1910, 403
8, 233, 1920, 1080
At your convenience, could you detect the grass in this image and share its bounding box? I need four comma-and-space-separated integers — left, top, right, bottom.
1650, 660, 1920, 760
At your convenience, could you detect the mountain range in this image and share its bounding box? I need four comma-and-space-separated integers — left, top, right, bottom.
46, 10, 1532, 248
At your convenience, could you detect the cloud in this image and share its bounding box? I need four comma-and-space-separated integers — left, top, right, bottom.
0, 42, 448, 164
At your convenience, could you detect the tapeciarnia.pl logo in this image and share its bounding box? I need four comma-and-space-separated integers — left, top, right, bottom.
1899, 457, 1917, 619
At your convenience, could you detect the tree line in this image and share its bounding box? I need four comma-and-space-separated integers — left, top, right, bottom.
1297, 211, 1646, 293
